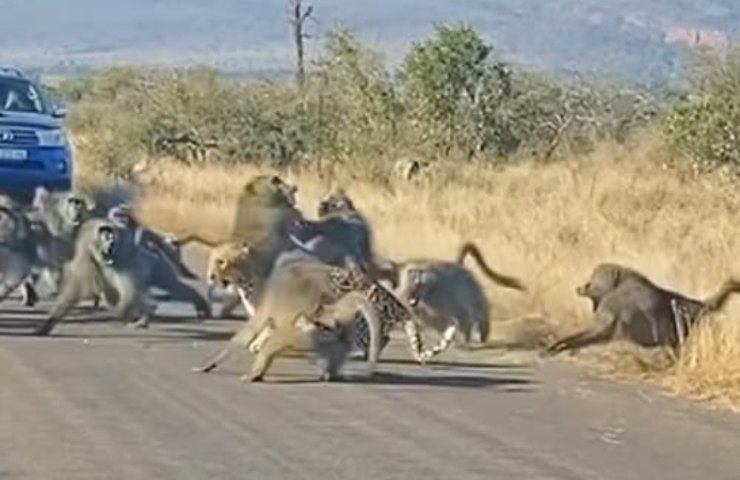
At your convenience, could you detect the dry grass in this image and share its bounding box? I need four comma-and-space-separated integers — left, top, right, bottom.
76, 134, 740, 408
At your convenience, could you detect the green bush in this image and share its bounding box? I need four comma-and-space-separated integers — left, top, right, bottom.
59, 24, 661, 177
664, 48, 740, 167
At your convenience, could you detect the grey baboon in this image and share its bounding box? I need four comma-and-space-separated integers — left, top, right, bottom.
0, 205, 39, 305
193, 257, 384, 382
18, 187, 94, 305
34, 218, 154, 335
394, 242, 526, 362
33, 218, 209, 336
545, 263, 740, 355
107, 204, 198, 280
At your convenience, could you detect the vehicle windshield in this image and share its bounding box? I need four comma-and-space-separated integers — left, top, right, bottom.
0, 77, 49, 114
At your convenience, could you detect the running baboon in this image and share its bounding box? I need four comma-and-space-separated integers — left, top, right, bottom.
34, 218, 154, 335
33, 218, 209, 336
394, 242, 526, 362
544, 263, 740, 355
193, 257, 384, 382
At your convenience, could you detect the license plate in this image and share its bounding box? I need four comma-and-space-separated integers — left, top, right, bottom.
0, 149, 27, 161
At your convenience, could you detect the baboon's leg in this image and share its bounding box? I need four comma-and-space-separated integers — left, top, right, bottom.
34, 281, 83, 336
243, 335, 292, 383
420, 323, 458, 362
544, 317, 618, 356
248, 326, 274, 354
0, 260, 31, 303
151, 267, 211, 319
193, 321, 263, 373
20, 278, 39, 307
127, 299, 157, 330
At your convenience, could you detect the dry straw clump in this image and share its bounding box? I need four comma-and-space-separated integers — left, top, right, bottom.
79, 135, 740, 408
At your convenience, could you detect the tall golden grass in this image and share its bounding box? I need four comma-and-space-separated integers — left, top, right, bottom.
76, 134, 740, 408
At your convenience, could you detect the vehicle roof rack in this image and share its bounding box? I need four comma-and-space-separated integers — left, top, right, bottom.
0, 67, 27, 79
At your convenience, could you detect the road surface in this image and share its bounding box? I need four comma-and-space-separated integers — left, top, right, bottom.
2, 255, 740, 479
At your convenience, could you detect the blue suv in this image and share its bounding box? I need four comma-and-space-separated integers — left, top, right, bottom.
0, 67, 73, 203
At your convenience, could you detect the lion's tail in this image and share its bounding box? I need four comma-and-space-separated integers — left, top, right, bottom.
172, 233, 221, 248
456, 242, 526, 292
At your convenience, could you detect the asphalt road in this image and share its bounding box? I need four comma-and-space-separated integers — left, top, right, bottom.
2, 255, 740, 479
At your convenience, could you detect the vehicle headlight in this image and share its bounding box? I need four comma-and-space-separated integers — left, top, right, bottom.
37, 129, 68, 147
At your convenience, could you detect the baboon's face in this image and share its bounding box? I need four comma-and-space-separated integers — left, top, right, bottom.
294, 315, 342, 344
402, 268, 430, 308
108, 205, 134, 230
94, 225, 119, 265
577, 264, 624, 303
244, 175, 298, 208
317, 190, 355, 218
34, 188, 90, 235
64, 196, 88, 227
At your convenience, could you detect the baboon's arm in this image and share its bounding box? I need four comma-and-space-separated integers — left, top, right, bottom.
544, 312, 618, 355
141, 229, 199, 280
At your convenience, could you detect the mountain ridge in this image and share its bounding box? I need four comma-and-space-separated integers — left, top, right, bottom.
1, 0, 738, 84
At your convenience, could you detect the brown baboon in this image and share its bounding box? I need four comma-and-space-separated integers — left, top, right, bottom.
393, 159, 431, 182
394, 242, 526, 362
192, 256, 384, 382
544, 263, 740, 355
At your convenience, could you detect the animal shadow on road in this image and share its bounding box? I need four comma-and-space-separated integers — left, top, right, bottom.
260, 369, 536, 391
354, 371, 535, 390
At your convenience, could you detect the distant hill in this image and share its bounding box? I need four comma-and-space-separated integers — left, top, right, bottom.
2, 0, 739, 85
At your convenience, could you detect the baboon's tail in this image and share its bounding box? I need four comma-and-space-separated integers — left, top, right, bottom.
456, 242, 526, 292
702, 278, 740, 312
172, 234, 221, 248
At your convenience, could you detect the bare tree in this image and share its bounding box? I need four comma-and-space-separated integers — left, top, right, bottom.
288, 0, 313, 89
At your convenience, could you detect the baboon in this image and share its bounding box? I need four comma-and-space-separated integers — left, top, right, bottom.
545, 263, 740, 355
0, 205, 39, 305
394, 242, 526, 362
393, 159, 431, 182
18, 187, 94, 305
192, 256, 384, 382
107, 204, 198, 280
33, 218, 209, 336
292, 187, 374, 272
34, 218, 154, 335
